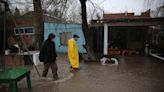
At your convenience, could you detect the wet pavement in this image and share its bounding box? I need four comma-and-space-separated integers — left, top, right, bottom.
1, 55, 164, 92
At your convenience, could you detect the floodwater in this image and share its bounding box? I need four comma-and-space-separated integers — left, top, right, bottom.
1, 55, 164, 92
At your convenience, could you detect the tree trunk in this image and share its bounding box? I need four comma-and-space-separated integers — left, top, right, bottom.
33, 0, 44, 50
79, 0, 95, 59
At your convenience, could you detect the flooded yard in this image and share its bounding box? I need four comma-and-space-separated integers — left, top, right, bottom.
0, 55, 164, 92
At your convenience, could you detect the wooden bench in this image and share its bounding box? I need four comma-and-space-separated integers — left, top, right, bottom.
0, 67, 31, 92
122, 49, 139, 56
108, 48, 121, 55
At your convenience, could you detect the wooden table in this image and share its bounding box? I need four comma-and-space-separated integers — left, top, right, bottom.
0, 67, 31, 92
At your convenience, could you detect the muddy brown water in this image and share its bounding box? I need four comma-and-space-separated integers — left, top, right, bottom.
1, 55, 164, 92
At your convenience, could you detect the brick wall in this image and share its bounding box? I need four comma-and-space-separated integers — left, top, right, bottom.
15, 18, 34, 27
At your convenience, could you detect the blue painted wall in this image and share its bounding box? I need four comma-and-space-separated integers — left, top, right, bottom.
44, 22, 86, 53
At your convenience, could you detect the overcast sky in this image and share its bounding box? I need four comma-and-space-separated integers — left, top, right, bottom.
91, 0, 164, 15
9, 0, 164, 16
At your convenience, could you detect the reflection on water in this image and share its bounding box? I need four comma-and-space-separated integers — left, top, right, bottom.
56, 56, 164, 92
1, 56, 164, 92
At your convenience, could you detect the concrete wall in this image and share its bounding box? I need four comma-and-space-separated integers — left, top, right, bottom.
44, 22, 86, 53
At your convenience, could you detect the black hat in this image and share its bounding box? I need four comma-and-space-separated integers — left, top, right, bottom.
73, 34, 79, 38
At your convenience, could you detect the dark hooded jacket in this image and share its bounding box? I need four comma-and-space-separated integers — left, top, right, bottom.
39, 40, 57, 62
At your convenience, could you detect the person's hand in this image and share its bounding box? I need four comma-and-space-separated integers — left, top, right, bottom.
54, 58, 57, 61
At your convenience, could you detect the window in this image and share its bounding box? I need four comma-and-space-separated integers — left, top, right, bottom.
15, 28, 24, 34
60, 32, 72, 46
14, 27, 34, 35
24, 27, 34, 34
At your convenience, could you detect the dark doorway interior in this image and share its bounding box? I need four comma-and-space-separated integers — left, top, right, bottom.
108, 26, 148, 55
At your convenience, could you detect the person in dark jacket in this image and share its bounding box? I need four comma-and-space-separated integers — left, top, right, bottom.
40, 33, 58, 80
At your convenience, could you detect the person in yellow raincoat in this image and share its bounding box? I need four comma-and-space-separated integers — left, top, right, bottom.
68, 34, 80, 69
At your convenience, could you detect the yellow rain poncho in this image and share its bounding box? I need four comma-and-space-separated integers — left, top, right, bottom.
68, 38, 79, 68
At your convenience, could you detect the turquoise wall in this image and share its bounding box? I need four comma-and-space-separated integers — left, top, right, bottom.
44, 22, 86, 53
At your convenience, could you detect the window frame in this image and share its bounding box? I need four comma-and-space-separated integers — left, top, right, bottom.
60, 32, 72, 46
14, 27, 34, 35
